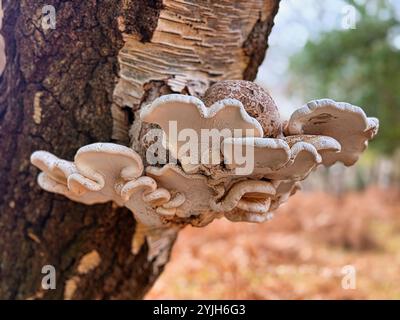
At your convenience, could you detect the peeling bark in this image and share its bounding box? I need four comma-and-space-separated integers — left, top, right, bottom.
0, 0, 279, 299
112, 0, 280, 146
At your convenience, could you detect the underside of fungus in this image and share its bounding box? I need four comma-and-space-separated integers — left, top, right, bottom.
31, 81, 379, 228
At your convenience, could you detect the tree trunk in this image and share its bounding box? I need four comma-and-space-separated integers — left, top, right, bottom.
0, 0, 279, 299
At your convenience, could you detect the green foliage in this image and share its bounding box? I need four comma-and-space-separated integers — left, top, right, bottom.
289, 1, 400, 154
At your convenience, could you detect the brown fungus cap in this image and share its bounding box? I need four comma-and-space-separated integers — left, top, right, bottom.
203, 80, 282, 137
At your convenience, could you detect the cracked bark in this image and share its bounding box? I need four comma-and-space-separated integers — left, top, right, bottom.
0, 0, 279, 299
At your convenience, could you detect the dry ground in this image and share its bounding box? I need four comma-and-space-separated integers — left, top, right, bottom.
146, 187, 400, 299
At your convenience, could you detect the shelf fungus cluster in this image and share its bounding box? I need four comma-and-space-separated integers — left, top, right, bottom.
31, 81, 379, 228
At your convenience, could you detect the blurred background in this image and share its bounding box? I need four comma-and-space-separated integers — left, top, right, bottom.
147, 0, 400, 299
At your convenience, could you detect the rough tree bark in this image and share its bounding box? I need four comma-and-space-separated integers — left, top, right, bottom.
0, 0, 279, 299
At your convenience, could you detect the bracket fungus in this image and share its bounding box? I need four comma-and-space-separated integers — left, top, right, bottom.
31, 80, 379, 229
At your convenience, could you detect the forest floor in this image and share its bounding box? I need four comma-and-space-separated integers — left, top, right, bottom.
146, 186, 400, 299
